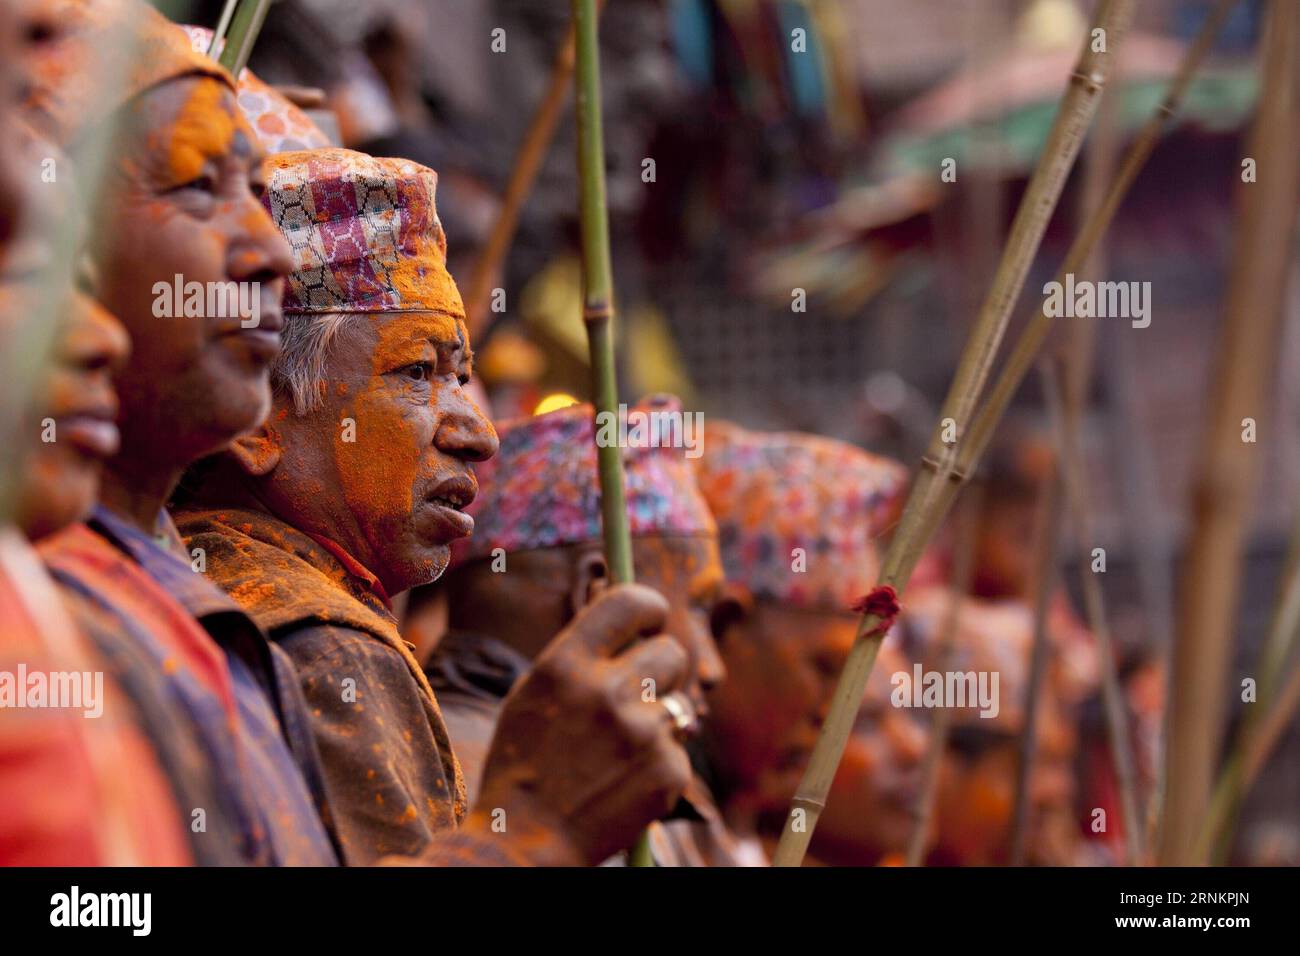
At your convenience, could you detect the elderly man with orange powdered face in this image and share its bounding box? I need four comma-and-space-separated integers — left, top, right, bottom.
692, 420, 927, 864
177, 151, 697, 866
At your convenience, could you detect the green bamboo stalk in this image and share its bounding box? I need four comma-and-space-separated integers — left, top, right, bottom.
216, 0, 272, 77
571, 0, 645, 865
1159, 0, 1297, 866
771, 0, 1135, 868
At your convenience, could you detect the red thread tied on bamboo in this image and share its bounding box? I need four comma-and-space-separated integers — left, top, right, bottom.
851, 585, 901, 638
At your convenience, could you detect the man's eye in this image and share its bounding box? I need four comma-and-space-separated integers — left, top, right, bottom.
403, 362, 433, 381
174, 175, 217, 195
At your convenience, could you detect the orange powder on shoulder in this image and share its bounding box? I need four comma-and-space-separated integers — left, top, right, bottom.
165, 79, 236, 184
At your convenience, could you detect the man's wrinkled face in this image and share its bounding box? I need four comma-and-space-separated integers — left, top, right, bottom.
92, 75, 292, 468
814, 643, 928, 864
708, 602, 857, 813
264, 311, 498, 596
631, 534, 726, 718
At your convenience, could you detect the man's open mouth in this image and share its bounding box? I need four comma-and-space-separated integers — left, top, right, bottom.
426, 475, 477, 512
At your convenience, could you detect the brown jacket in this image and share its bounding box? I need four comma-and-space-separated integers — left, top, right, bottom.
177, 507, 466, 866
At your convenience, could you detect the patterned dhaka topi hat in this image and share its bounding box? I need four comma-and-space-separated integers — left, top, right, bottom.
179, 25, 332, 155
693, 420, 908, 615
450, 396, 716, 567
260, 147, 464, 318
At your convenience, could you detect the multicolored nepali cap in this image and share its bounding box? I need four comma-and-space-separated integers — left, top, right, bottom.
23, 0, 234, 146
261, 148, 465, 317
693, 420, 908, 614
179, 25, 332, 155
451, 397, 716, 566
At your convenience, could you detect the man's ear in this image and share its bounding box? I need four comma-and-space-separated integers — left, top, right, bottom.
228, 423, 282, 477
570, 544, 609, 613
710, 581, 753, 648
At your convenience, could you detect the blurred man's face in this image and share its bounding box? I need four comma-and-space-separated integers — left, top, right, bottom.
932, 696, 1077, 865
1, 23, 130, 540
811, 643, 929, 865
707, 601, 857, 815
972, 498, 1036, 599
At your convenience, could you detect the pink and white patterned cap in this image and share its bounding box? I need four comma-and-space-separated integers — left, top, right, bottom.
261, 148, 464, 317
180, 25, 332, 154
451, 396, 716, 566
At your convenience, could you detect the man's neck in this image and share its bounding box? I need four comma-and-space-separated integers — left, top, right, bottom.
98, 461, 181, 539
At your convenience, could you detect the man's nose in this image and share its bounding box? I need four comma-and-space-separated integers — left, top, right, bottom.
433, 387, 499, 462
691, 627, 727, 694
64, 293, 130, 371
228, 201, 294, 286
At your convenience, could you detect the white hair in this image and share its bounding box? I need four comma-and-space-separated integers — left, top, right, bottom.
271, 312, 364, 415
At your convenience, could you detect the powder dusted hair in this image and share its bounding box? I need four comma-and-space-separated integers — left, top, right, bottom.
271, 311, 363, 415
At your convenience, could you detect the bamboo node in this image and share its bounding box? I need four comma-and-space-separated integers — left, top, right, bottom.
582, 302, 614, 323
1070, 69, 1107, 93
791, 793, 827, 812
920, 454, 968, 484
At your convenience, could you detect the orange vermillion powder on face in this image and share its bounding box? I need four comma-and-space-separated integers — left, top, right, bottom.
165, 79, 235, 184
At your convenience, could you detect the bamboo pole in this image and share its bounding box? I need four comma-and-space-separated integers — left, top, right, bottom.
216, 0, 272, 77
463, 0, 607, 339
1200, 661, 1300, 863
1199, 531, 1300, 862
570, 0, 647, 865
1158, 0, 1298, 866
772, 0, 1136, 867
1194, 507, 1300, 862
207, 0, 238, 57
904, 485, 983, 867
1009, 80, 1122, 866
958, 0, 1241, 479
1198, 474, 1300, 863
1043, 357, 1143, 865
1008, 458, 1064, 866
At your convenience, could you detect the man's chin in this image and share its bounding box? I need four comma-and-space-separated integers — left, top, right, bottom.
399, 541, 451, 589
